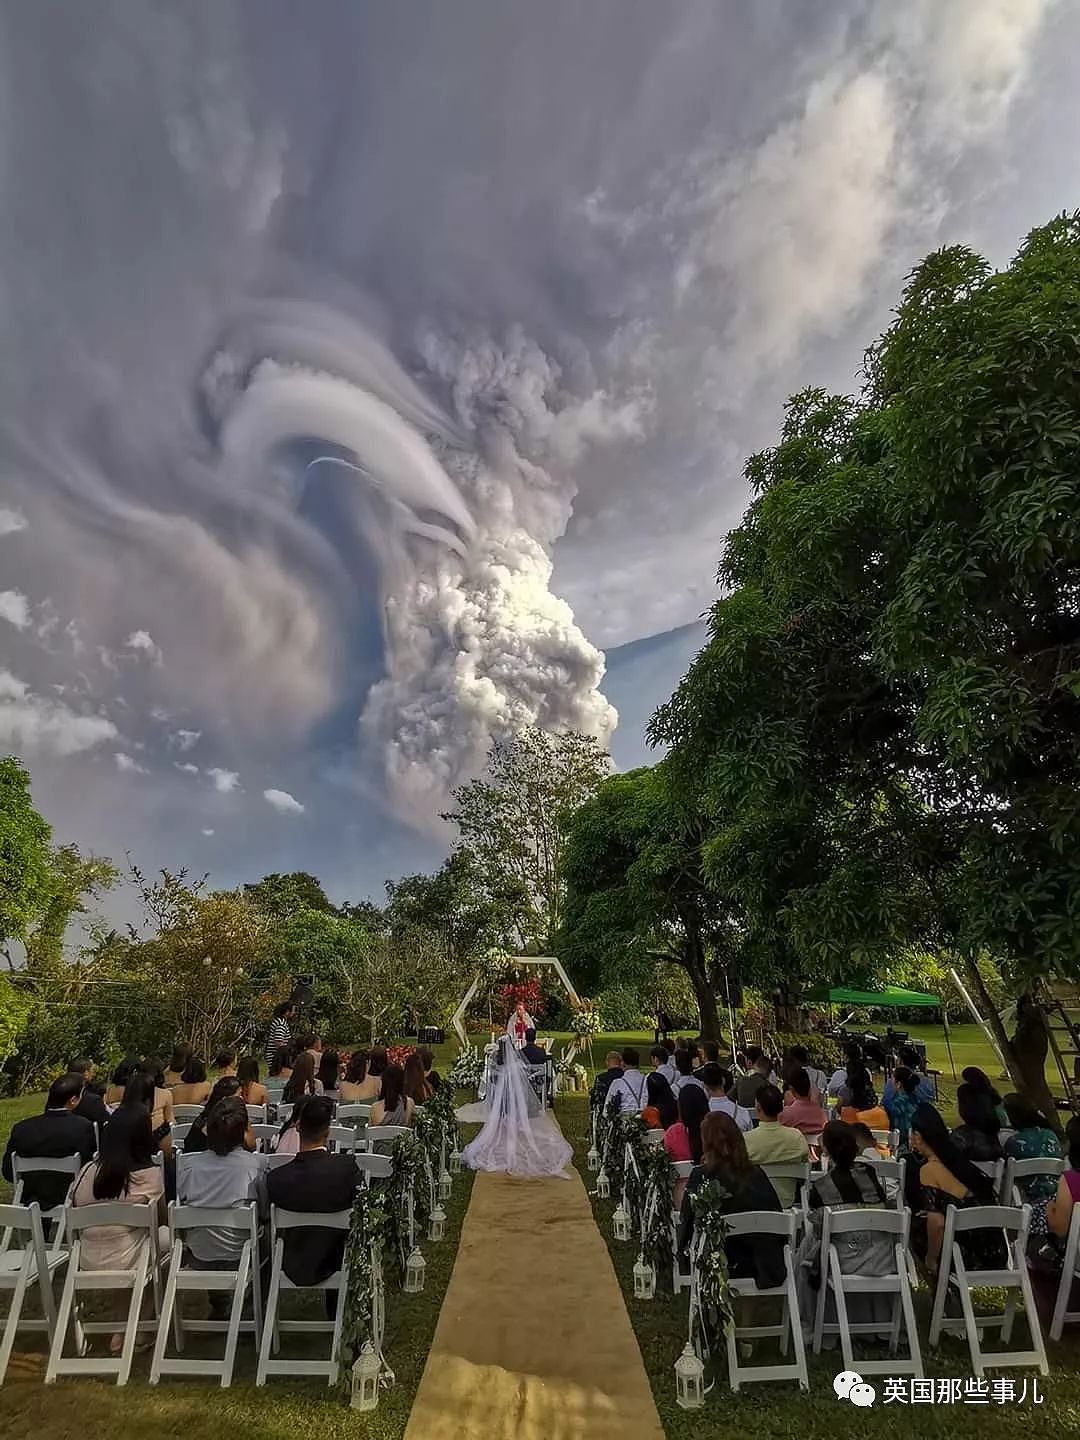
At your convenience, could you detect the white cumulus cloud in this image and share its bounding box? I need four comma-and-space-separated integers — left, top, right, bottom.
263, 787, 304, 814
201, 827, 215, 836
115, 751, 149, 775
0, 508, 27, 538
170, 728, 201, 751
0, 670, 118, 756
174, 761, 200, 775
124, 629, 163, 665
206, 766, 240, 794
0, 590, 31, 630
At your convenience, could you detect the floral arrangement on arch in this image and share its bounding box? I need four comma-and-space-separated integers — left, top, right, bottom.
386, 1044, 416, 1070
569, 1001, 604, 1038
496, 977, 543, 1013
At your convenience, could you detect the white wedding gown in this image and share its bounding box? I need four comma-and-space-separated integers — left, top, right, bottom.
457, 1042, 573, 1179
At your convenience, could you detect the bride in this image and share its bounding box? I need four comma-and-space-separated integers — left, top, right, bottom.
457, 1037, 572, 1178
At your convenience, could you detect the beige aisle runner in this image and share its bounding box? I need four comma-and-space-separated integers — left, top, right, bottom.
404, 1161, 666, 1440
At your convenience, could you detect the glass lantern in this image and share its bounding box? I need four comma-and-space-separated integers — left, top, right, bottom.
438, 1169, 452, 1203
612, 1203, 631, 1241
404, 1247, 427, 1293
596, 1169, 611, 1200
674, 1343, 705, 1410
633, 1254, 657, 1300
586, 1144, 600, 1172
350, 1342, 381, 1412
449, 1148, 463, 1174
428, 1205, 447, 1243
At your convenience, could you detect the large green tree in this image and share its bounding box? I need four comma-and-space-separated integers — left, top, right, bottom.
652, 213, 1080, 1114
443, 727, 611, 950
384, 848, 523, 970
0, 756, 52, 959
243, 871, 335, 920
23, 844, 120, 972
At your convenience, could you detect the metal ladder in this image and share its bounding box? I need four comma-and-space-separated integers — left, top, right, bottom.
1041, 983, 1080, 1111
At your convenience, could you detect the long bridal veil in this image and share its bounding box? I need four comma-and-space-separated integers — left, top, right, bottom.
460, 1041, 573, 1179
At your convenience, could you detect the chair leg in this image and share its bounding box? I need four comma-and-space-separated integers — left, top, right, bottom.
899, 1266, 924, 1377
928, 1250, 952, 1347
812, 1249, 829, 1354
1001, 1287, 1017, 1345
1017, 1252, 1050, 1376
150, 1248, 182, 1385
256, 1248, 283, 1386
829, 1250, 857, 1375
117, 1254, 149, 1387
1051, 1268, 1076, 1343
952, 1255, 986, 1379
45, 1257, 79, 1384
221, 1247, 250, 1388
327, 1278, 348, 1387
786, 1262, 809, 1391
888, 1293, 902, 1357
0, 1265, 30, 1384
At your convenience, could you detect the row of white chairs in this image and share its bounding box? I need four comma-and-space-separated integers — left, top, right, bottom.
1, 1195, 378, 1388
172, 1101, 374, 1127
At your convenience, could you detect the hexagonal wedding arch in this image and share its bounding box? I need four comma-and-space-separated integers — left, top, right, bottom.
450, 955, 581, 1047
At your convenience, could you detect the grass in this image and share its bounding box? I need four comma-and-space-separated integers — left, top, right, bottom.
558, 1090, 1080, 1439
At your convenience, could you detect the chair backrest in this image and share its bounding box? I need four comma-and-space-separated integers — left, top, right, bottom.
251, 1124, 281, 1150
328, 1125, 358, 1154
66, 1199, 157, 1235
266, 1153, 295, 1171
0, 1200, 48, 1253
761, 1161, 811, 1182
1008, 1156, 1066, 1183
172, 1122, 192, 1147
672, 1161, 694, 1180
949, 1202, 1026, 1236
168, 1199, 257, 1245
355, 1153, 394, 1181
245, 1104, 267, 1123
871, 1128, 899, 1154
272, 1205, 351, 1233
174, 1104, 205, 1122
722, 1209, 798, 1242
825, 1205, 907, 1238
645, 1129, 666, 1147
336, 1104, 372, 1124
365, 1125, 410, 1147
973, 1159, 1004, 1186
11, 1153, 81, 1216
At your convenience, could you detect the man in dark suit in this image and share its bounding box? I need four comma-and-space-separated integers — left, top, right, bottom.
66, 1059, 110, 1131
520, 1028, 549, 1067
266, 1096, 360, 1287
2, 1074, 96, 1211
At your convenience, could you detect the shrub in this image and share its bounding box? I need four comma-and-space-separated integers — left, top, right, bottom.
595, 984, 647, 1031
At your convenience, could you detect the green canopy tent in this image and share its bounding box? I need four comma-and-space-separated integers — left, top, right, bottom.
807, 983, 957, 1080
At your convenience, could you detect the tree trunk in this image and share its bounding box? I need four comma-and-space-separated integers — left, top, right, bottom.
1011, 992, 1062, 1135
683, 942, 721, 1042
961, 957, 1026, 1090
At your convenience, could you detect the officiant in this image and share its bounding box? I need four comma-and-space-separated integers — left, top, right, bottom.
506, 1000, 535, 1049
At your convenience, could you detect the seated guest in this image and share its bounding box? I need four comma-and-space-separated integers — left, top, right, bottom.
796, 1121, 892, 1337
521, 1029, 549, 1067
172, 1058, 213, 1108
1046, 1115, 1080, 1241
71, 1106, 169, 1354
402, 1051, 430, 1105
178, 1097, 266, 1315
417, 1045, 442, 1092
700, 1064, 753, 1132
736, 1047, 774, 1109
882, 1045, 934, 1107
237, 1056, 269, 1108
649, 1045, 677, 1086
698, 1040, 721, 1068
66, 1060, 110, 1130
104, 1056, 141, 1109
138, 1058, 175, 1133
182, 1077, 253, 1154
908, 1104, 1002, 1275
745, 1085, 810, 1207
590, 1052, 623, 1110
164, 1044, 193, 1087
665, 1086, 708, 1207
212, 1049, 238, 1081
950, 1084, 1003, 1163
785, 1045, 828, 1103
606, 1049, 648, 1115
370, 1062, 415, 1132
780, 1067, 829, 1139
642, 1072, 678, 1130
121, 1072, 173, 1157
883, 1066, 920, 1146
266, 1097, 362, 1287
318, 1050, 342, 1099
339, 1051, 380, 1103
273, 1093, 314, 1156
850, 1122, 900, 1203
267, 1048, 293, 1082
839, 1067, 890, 1134
962, 1067, 1008, 1126
1002, 1092, 1063, 1232
2, 1074, 96, 1211
679, 1113, 785, 1287
827, 1043, 863, 1103
282, 1051, 322, 1106
672, 1047, 706, 1097
294, 1033, 322, 1061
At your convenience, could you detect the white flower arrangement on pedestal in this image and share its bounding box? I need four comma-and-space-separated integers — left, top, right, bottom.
569, 1004, 604, 1039
447, 1043, 486, 1093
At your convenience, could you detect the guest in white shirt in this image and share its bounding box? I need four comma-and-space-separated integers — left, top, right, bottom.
649, 1045, 677, 1087
827, 1044, 864, 1103
699, 1063, 754, 1132
784, 1046, 828, 1104
607, 1048, 649, 1114
671, 1048, 707, 1098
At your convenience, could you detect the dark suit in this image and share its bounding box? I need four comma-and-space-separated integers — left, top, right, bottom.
521, 1044, 549, 1067
266, 1149, 361, 1286
73, 1089, 110, 1133
2, 1109, 96, 1210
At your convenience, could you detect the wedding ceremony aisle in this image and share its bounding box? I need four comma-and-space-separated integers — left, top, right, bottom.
405, 1158, 665, 1440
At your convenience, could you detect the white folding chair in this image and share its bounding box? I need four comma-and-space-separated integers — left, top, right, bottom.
245, 1105, 267, 1125
150, 1201, 262, 1388
973, 1158, 1005, 1194
761, 1161, 811, 1212
867, 1156, 907, 1212
336, 1104, 372, 1126
669, 1161, 695, 1294
171, 1123, 192, 1150
1051, 1199, 1080, 1341
871, 1129, 899, 1156
355, 1153, 394, 1183
362, 1125, 410, 1154
328, 1125, 359, 1155
256, 1206, 351, 1386
644, 1128, 666, 1148
716, 1210, 808, 1391
813, 1207, 922, 1376
10, 1155, 82, 1250
265, 1153, 296, 1171
928, 1203, 1048, 1376
45, 1201, 166, 1386
251, 1124, 281, 1152
272, 1103, 293, 1125
1004, 1155, 1065, 1206
173, 1105, 205, 1123
0, 1202, 67, 1384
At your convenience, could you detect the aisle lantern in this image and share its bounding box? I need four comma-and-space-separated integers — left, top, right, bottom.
449, 1148, 463, 1174
633, 1254, 657, 1300
674, 1343, 705, 1410
404, 1247, 427, 1293
350, 1343, 381, 1412
596, 1169, 611, 1200
428, 1205, 447, 1242
437, 1169, 453, 1203
612, 1202, 631, 1242
586, 1144, 600, 1172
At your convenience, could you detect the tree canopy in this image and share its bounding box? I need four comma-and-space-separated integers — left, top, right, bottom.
0, 756, 52, 953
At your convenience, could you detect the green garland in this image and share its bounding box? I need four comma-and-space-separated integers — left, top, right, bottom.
638, 1143, 677, 1274
387, 1132, 428, 1276
339, 1183, 390, 1398
688, 1183, 734, 1342
619, 1114, 650, 1226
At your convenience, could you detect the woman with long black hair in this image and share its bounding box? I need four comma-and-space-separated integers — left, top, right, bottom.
908, 1103, 1003, 1274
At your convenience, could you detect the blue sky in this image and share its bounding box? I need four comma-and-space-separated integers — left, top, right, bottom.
0, 1, 1077, 913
